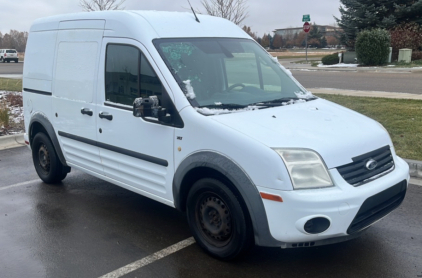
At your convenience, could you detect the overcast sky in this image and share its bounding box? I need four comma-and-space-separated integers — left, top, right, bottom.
0, 0, 341, 37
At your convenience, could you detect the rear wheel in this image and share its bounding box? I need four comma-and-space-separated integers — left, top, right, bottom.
32, 133, 67, 184
186, 178, 253, 260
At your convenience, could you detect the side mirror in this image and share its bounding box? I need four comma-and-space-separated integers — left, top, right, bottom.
133, 96, 172, 124
133, 97, 151, 117
157, 108, 172, 123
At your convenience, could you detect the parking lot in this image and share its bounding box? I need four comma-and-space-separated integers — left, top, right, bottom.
1, 146, 421, 278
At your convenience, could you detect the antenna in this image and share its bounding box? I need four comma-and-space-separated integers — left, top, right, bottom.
187, 0, 200, 23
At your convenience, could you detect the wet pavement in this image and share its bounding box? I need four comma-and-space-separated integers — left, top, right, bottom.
1, 147, 421, 278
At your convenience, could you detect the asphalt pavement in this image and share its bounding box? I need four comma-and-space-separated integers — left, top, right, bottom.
0, 146, 421, 278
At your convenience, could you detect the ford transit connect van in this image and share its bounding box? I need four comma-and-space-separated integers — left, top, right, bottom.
23, 11, 409, 260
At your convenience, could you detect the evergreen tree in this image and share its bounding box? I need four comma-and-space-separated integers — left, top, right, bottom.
260, 33, 270, 48
335, 0, 422, 48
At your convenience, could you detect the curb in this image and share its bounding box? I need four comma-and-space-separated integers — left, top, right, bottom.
404, 159, 422, 180
0, 133, 421, 181
0, 134, 26, 150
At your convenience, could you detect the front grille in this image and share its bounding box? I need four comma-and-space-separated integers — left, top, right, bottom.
337, 145, 395, 186
347, 180, 407, 234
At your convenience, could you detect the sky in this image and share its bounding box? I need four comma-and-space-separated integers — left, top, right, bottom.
0, 0, 341, 37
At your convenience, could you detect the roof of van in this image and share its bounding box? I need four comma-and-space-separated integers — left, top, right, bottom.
30, 10, 250, 40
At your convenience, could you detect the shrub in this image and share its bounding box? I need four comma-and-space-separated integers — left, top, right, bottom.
321, 53, 339, 65
355, 29, 390, 66
0, 106, 9, 128
390, 23, 422, 61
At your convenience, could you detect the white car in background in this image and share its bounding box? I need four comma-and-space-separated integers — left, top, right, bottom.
0, 49, 19, 63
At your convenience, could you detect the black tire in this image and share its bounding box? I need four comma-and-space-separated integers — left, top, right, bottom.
7, 60, 10, 63
14, 59, 18, 63
32, 132, 66, 184
186, 178, 253, 260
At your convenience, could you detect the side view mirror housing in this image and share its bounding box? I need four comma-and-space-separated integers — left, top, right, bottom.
133, 96, 172, 124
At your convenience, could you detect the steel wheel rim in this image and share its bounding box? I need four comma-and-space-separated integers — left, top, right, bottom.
38, 144, 50, 173
196, 192, 233, 247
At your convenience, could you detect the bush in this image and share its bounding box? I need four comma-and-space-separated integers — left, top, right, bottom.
355, 29, 390, 66
321, 53, 339, 65
0, 107, 9, 129
390, 23, 422, 61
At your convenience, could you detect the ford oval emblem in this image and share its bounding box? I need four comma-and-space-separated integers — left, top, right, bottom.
366, 159, 378, 171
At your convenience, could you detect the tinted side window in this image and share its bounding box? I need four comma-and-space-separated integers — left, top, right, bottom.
105, 44, 167, 106
105, 45, 140, 106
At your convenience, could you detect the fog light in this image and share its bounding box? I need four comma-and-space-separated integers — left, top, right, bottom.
304, 217, 330, 234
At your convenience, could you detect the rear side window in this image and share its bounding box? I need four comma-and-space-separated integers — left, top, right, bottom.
105, 44, 164, 106
6, 50, 17, 53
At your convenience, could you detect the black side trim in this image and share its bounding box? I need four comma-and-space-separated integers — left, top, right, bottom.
58, 131, 168, 167
24, 88, 52, 96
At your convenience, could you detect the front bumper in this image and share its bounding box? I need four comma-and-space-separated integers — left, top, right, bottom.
257, 156, 409, 247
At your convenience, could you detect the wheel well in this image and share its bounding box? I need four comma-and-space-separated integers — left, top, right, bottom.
178, 167, 250, 217
29, 122, 48, 146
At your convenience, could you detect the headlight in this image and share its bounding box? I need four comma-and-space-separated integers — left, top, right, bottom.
273, 149, 333, 190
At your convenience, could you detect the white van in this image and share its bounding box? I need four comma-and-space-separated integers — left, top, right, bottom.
23, 11, 409, 260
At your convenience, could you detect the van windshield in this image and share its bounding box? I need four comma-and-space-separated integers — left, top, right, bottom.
154, 38, 310, 109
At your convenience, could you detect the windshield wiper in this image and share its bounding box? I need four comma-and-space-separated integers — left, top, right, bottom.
199, 103, 248, 109
252, 96, 317, 107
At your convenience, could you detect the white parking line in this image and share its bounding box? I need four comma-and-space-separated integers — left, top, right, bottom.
98, 237, 196, 278
0, 179, 40, 191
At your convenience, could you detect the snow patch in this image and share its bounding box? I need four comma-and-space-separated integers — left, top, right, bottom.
317, 63, 359, 68
295, 90, 316, 99
183, 80, 196, 99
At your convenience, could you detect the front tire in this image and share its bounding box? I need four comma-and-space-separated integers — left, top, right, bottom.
186, 178, 253, 260
32, 133, 66, 184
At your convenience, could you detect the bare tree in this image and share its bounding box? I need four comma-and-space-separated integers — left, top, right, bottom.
80, 0, 125, 12
201, 0, 248, 25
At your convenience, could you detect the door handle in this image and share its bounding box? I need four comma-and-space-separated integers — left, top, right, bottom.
81, 108, 93, 116
99, 112, 113, 121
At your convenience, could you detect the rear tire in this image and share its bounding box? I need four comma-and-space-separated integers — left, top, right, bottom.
186, 178, 253, 260
32, 132, 67, 184
6, 60, 10, 63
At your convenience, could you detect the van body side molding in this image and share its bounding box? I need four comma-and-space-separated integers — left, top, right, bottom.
58, 131, 169, 167
23, 88, 52, 96
173, 151, 282, 247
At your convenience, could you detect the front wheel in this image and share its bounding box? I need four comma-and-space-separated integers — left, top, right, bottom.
32, 133, 67, 184
186, 178, 253, 260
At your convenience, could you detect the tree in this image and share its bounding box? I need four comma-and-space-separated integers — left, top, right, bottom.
260, 33, 270, 48
242, 26, 258, 40
80, 0, 125, 12
335, 0, 422, 48
272, 34, 283, 49
201, 0, 248, 25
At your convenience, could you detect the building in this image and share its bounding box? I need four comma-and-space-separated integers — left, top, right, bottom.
273, 25, 341, 37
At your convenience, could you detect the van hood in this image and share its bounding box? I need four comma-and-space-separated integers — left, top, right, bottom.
210, 99, 392, 169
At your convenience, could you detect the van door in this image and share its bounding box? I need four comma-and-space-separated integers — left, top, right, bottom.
52, 20, 105, 174
96, 38, 178, 203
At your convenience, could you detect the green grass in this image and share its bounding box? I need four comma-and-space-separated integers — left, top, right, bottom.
387, 60, 422, 68
0, 78, 22, 91
292, 60, 320, 67
315, 94, 422, 160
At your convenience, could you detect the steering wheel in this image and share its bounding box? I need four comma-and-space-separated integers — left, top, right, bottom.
227, 83, 246, 91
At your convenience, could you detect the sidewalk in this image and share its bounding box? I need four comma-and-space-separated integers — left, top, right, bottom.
278, 58, 422, 73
